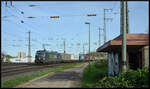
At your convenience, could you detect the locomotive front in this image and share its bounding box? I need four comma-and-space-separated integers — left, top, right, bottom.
35, 50, 46, 64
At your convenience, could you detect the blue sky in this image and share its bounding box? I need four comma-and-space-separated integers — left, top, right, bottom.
1, 1, 149, 57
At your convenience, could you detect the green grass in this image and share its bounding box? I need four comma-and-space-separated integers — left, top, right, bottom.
1, 63, 84, 88
82, 60, 149, 88
81, 60, 108, 88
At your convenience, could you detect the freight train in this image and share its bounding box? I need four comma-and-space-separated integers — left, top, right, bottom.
35, 50, 86, 64
35, 50, 61, 64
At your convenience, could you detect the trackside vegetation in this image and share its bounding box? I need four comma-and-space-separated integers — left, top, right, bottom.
81, 60, 108, 88
1, 63, 84, 88
96, 67, 149, 88
82, 60, 149, 88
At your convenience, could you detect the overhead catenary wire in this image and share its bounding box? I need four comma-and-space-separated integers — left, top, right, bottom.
6, 6, 50, 43
2, 19, 27, 34
2, 2, 119, 54
5, 3, 120, 18
2, 20, 40, 48
13, 5, 24, 14
2, 8, 44, 50
9, 7, 113, 52
8, 3, 119, 7
2, 7, 52, 54
9, 6, 62, 43
5, 3, 118, 43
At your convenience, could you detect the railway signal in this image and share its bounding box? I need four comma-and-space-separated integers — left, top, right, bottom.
50, 16, 59, 18
29, 4, 38, 7
27, 16, 36, 18
87, 14, 96, 16
103, 8, 113, 43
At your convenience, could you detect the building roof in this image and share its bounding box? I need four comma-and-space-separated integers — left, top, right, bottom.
97, 34, 149, 52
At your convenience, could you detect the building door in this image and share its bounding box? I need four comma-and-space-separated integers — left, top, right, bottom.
128, 51, 142, 70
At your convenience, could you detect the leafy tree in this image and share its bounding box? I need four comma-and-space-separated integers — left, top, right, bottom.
1, 53, 5, 62
85, 52, 107, 58
1, 52, 13, 62
6, 54, 13, 59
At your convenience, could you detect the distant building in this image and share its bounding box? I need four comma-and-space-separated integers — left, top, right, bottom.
60, 53, 71, 60
18, 52, 26, 58
71, 54, 79, 60
8, 57, 35, 63
1, 53, 5, 62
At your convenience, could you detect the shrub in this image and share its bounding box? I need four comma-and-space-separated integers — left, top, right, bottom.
96, 67, 149, 88
121, 67, 149, 88
82, 60, 108, 88
96, 76, 134, 88
94, 60, 107, 68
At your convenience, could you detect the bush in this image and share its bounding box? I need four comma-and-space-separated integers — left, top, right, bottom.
96, 76, 134, 88
96, 67, 149, 88
94, 60, 107, 68
82, 60, 108, 88
121, 67, 149, 88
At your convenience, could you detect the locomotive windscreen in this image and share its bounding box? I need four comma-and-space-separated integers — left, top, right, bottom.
36, 51, 45, 57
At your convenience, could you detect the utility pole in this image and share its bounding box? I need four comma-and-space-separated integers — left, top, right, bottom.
83, 44, 85, 55
88, 23, 91, 63
10, 1, 12, 6
104, 9, 106, 43
42, 44, 50, 51
121, 1, 128, 72
5, 1, 7, 7
98, 28, 101, 46
126, 2, 129, 34
98, 27, 103, 46
64, 39, 66, 60
121, 1, 129, 34
28, 31, 31, 63
5, 1, 13, 7
43, 44, 46, 50
64, 39, 66, 54
103, 9, 113, 43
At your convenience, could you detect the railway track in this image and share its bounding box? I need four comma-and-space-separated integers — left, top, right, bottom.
2, 63, 35, 66
1, 63, 77, 77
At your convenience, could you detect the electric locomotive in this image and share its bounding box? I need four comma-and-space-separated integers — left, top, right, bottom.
35, 49, 61, 64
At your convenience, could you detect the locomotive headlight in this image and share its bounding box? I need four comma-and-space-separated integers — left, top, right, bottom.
43, 57, 45, 60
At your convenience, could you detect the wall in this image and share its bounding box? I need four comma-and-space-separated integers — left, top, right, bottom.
18, 52, 26, 58
5, 57, 35, 63
144, 46, 149, 67
71, 54, 79, 60
60, 53, 71, 60
108, 52, 119, 76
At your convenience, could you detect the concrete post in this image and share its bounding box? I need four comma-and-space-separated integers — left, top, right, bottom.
121, 1, 127, 72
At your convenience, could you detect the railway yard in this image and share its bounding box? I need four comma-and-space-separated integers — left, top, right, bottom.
1, 62, 81, 82
15, 63, 88, 88
1, 1, 149, 88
